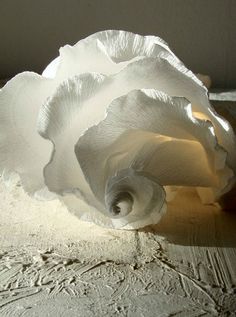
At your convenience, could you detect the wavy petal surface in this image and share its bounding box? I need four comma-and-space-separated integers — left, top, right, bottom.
40, 53, 235, 207
75, 90, 233, 206
37, 73, 108, 210
81, 30, 177, 62
0, 72, 54, 194
42, 30, 236, 174
2, 30, 235, 229
42, 30, 180, 80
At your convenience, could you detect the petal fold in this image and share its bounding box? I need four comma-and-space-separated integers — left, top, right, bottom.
42, 30, 181, 80
0, 72, 54, 194
75, 89, 233, 206
37, 73, 108, 210
42, 30, 236, 176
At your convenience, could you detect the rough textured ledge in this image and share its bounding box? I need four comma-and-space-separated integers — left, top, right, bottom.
1, 183, 236, 316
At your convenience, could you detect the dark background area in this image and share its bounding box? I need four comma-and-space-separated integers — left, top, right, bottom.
0, 0, 235, 88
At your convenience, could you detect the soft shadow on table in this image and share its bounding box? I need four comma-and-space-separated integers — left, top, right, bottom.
140, 188, 236, 248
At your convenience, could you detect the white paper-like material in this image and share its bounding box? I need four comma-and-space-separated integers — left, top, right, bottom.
0, 30, 235, 229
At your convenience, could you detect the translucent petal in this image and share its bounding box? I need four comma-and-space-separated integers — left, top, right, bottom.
82, 30, 177, 63
115, 57, 236, 174
0, 72, 54, 194
37, 73, 107, 210
41, 30, 235, 173
41, 30, 181, 81
42, 56, 60, 78
39, 56, 235, 205
75, 89, 233, 206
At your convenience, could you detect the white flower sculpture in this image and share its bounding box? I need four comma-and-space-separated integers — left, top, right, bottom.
0, 30, 235, 229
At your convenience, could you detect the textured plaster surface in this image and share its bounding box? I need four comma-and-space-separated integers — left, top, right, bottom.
1, 182, 236, 316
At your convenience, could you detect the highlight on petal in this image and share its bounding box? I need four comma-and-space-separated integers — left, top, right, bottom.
42, 29, 236, 176
39, 53, 236, 227
42, 33, 143, 82
42, 30, 182, 81
0, 72, 54, 195
42, 56, 60, 79
75, 89, 233, 214
37, 73, 108, 211
84, 30, 176, 63
44, 53, 236, 174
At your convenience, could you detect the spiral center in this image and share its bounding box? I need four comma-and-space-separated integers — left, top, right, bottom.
112, 205, 121, 215
110, 192, 133, 218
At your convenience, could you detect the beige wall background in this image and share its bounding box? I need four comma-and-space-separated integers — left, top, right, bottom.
0, 0, 235, 88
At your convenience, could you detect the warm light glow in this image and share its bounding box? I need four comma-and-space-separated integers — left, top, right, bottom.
193, 111, 209, 120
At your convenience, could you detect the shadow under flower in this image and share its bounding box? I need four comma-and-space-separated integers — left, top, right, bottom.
140, 187, 236, 248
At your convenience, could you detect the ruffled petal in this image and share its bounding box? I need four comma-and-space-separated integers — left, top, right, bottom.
40, 56, 221, 138
83, 30, 176, 63
39, 55, 235, 206
0, 72, 54, 194
75, 90, 233, 207
42, 30, 235, 177
53, 40, 132, 80
37, 73, 108, 210
117, 57, 236, 175
42, 30, 180, 81
2, 30, 234, 230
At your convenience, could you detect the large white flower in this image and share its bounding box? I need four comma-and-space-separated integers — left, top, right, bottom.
0, 30, 235, 229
